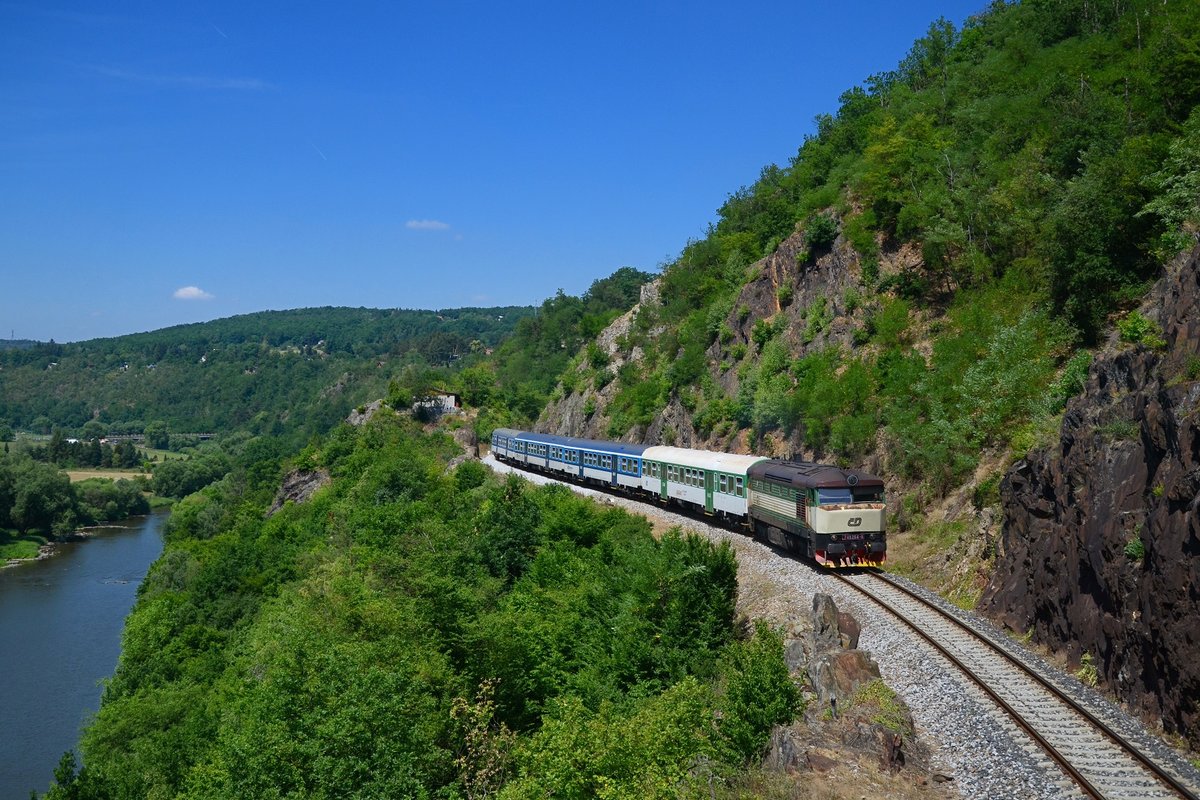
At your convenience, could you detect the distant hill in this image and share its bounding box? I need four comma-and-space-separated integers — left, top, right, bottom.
0, 305, 532, 440
0, 339, 40, 351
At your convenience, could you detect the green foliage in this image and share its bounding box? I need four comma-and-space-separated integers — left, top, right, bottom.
64, 416, 757, 799
1075, 652, 1100, 688
802, 296, 832, 343
1124, 535, 1146, 561
870, 297, 910, 349
1183, 356, 1200, 382
750, 318, 779, 351
805, 213, 838, 251
717, 622, 801, 762
1116, 311, 1167, 349
606, 369, 666, 438
500, 679, 717, 800
1048, 350, 1093, 411
0, 306, 533, 445
776, 283, 794, 307
972, 472, 1002, 510
491, 268, 653, 425
850, 679, 910, 735
1141, 106, 1200, 257
1097, 418, 1139, 441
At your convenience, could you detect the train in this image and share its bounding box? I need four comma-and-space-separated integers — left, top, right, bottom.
489, 428, 887, 568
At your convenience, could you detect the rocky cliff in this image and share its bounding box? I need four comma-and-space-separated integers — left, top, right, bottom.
537, 223, 876, 455
980, 246, 1200, 748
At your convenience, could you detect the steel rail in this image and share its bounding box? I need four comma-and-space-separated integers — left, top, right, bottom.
837, 570, 1199, 800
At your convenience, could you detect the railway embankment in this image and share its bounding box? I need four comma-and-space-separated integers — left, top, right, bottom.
982, 245, 1200, 751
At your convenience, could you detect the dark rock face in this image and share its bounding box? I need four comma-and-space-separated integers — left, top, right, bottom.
981, 247, 1200, 747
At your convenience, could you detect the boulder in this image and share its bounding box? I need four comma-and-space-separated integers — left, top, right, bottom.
807, 649, 883, 710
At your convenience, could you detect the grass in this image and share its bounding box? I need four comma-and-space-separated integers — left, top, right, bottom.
850, 679, 911, 735
65, 468, 149, 483
139, 446, 188, 462
0, 529, 48, 561
1075, 652, 1100, 687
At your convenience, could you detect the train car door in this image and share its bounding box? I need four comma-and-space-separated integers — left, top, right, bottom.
659, 463, 668, 500
704, 471, 714, 514
610, 456, 618, 487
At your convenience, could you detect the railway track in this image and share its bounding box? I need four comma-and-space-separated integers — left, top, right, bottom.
835, 570, 1200, 800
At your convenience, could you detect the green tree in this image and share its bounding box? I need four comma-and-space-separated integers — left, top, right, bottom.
143, 421, 169, 450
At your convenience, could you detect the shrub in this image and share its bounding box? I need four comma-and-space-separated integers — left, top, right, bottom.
1116, 311, 1166, 349
751, 319, 776, 350
1075, 652, 1100, 687
806, 214, 838, 251
718, 622, 801, 761
1124, 536, 1146, 561
776, 284, 795, 307
586, 342, 609, 370
1048, 350, 1093, 411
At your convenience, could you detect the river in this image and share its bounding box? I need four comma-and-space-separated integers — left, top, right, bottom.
0, 512, 165, 798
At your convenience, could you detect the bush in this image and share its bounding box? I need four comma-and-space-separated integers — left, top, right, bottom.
1124, 535, 1146, 561
751, 319, 776, 350
806, 214, 838, 251
1116, 311, 1166, 349
718, 622, 801, 761
776, 284, 795, 307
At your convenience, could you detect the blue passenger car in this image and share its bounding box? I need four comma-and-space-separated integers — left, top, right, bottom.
504, 430, 649, 489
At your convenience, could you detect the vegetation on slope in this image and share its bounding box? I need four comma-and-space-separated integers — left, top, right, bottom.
45, 412, 798, 799
571, 0, 1198, 498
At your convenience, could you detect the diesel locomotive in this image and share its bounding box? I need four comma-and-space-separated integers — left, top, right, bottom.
490, 428, 886, 568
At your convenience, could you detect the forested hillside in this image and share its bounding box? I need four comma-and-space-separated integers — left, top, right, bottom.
542, 0, 1199, 499
48, 412, 798, 799
0, 306, 532, 441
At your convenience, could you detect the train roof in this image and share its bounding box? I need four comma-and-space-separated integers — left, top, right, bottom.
748, 459, 884, 489
642, 445, 768, 474
514, 430, 650, 456
490, 427, 524, 440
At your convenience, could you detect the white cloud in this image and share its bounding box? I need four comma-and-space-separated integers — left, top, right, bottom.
405, 219, 450, 231
173, 286, 214, 300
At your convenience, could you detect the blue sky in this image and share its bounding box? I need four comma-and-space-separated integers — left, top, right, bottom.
2, 1, 985, 342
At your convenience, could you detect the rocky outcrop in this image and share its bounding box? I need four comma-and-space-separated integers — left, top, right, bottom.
980, 246, 1200, 747
267, 468, 331, 516
767, 594, 929, 781
805, 594, 882, 711
537, 224, 873, 450
346, 399, 386, 426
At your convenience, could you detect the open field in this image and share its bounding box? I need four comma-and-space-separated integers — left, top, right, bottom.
66, 469, 149, 483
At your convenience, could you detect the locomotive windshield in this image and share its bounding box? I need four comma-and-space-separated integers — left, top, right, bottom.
816, 488, 853, 505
